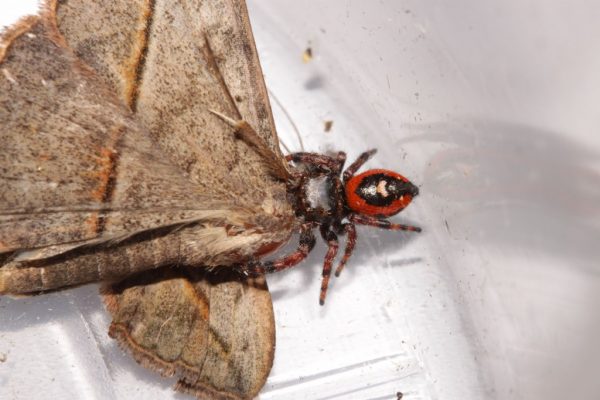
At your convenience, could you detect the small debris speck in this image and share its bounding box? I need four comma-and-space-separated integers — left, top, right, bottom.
302, 47, 313, 63
0, 352, 7, 363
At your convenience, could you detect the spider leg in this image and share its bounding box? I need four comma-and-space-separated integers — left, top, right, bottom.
350, 214, 422, 232
242, 223, 316, 275
343, 149, 377, 182
334, 222, 357, 277
286, 151, 346, 174
319, 225, 339, 305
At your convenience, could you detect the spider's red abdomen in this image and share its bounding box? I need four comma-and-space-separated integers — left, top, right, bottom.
345, 169, 419, 217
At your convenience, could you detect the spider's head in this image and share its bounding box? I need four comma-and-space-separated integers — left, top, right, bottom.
344, 169, 419, 217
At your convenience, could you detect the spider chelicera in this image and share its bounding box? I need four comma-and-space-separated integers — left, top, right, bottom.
246, 149, 421, 305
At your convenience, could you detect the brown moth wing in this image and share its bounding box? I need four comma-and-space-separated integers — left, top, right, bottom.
103, 270, 275, 400
0, 17, 214, 252
0, 9, 294, 294
52, 0, 291, 217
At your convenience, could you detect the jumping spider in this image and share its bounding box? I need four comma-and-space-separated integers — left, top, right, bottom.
248, 149, 421, 305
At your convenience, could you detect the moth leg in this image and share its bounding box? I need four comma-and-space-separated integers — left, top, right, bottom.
286, 151, 346, 174
334, 222, 357, 277
343, 149, 377, 182
243, 223, 316, 275
319, 225, 339, 305
350, 214, 422, 232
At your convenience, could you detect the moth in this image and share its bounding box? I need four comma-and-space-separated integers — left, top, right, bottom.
0, 0, 421, 399
1, 1, 290, 398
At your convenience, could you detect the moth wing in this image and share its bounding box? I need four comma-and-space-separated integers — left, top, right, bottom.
52, 0, 293, 229
1, 2, 295, 262
103, 269, 275, 400
0, 16, 229, 255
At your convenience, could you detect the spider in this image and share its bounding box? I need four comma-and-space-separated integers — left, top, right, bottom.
246, 148, 421, 305
210, 111, 421, 304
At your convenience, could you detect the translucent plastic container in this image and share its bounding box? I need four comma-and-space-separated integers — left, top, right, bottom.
1, 1, 599, 399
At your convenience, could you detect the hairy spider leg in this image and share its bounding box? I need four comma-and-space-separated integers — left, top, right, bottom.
350, 214, 422, 232
343, 149, 377, 182
319, 225, 340, 305
329, 149, 378, 279
334, 222, 357, 277
243, 223, 316, 275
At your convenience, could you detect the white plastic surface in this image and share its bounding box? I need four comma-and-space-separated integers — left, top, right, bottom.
1, 1, 600, 400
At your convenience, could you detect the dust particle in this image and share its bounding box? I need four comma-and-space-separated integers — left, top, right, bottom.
302, 47, 313, 63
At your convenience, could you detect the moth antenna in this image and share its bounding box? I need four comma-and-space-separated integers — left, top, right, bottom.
279, 137, 292, 155
210, 109, 291, 181
267, 89, 305, 152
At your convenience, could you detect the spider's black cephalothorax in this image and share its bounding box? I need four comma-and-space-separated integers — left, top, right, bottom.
245, 149, 421, 305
